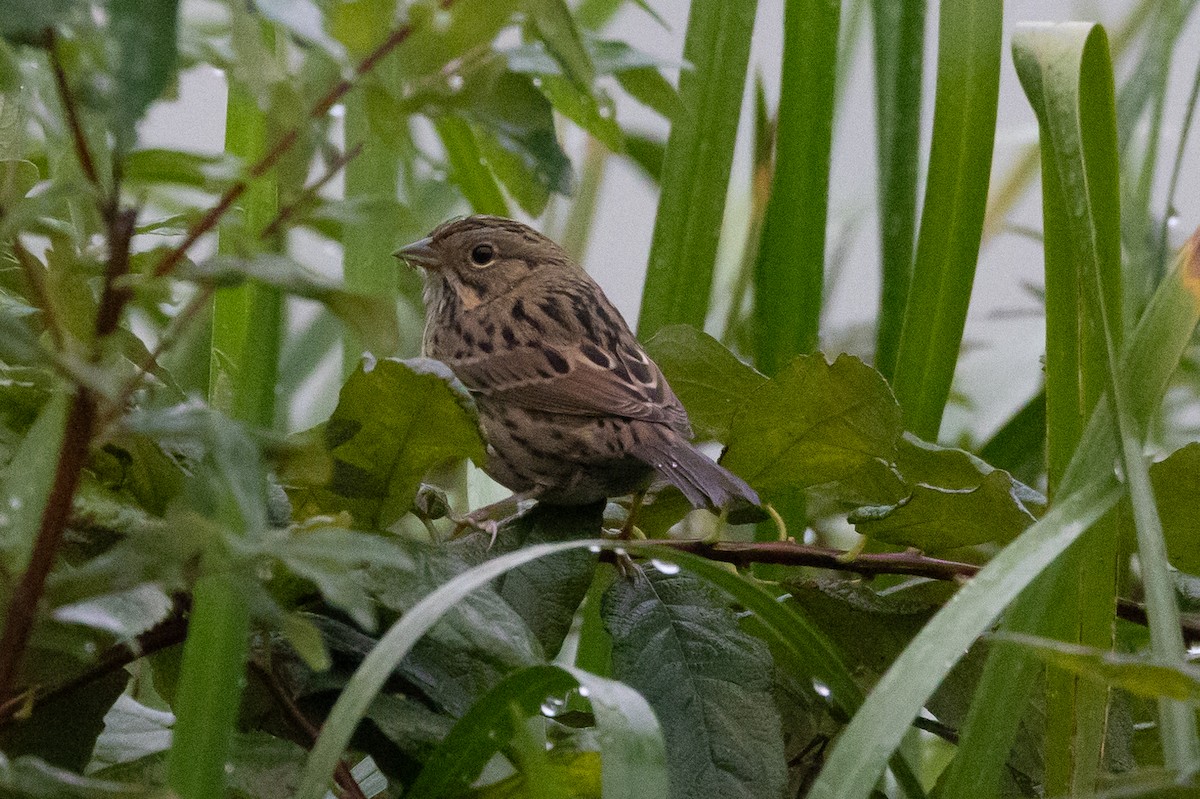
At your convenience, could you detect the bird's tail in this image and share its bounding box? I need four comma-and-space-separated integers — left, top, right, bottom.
630, 426, 761, 516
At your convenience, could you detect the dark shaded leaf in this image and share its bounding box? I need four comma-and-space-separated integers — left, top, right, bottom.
110, 0, 181, 150
1150, 442, 1200, 575
523, 0, 595, 90
0, 0, 81, 43
602, 565, 786, 799
0, 158, 38, 205
0, 668, 127, 772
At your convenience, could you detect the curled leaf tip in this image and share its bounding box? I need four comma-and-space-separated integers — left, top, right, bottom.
1184, 225, 1200, 304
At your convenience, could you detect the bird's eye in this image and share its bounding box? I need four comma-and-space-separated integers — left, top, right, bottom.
470, 243, 495, 266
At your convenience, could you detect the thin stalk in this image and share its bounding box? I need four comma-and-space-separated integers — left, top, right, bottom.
560, 136, 607, 262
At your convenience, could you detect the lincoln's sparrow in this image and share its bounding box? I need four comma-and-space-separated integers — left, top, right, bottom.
396, 215, 760, 515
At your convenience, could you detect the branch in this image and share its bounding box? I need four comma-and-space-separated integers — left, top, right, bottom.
150, 5, 449, 279
46, 30, 111, 215
652, 539, 1200, 645
250, 661, 368, 799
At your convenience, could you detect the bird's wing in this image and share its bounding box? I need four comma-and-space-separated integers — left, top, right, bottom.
444, 287, 692, 435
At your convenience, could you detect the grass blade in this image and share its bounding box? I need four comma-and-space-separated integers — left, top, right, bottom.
869, 0, 925, 379
752, 0, 840, 374
635, 0, 757, 338
1014, 23, 1200, 774
890, 0, 1002, 439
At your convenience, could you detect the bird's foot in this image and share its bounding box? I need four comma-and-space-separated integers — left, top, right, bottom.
449, 492, 534, 548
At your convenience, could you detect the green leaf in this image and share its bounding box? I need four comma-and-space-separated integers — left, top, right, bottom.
123, 148, 233, 188
182, 254, 400, 356
0, 158, 37, 206
110, 0, 181, 151
615, 67, 684, 121
1151, 442, 1200, 575
622, 133, 665, 183
643, 325, 766, 442
997, 633, 1200, 705
534, 74, 622, 151
752, 0, 840, 373
870, 0, 926, 379
433, 114, 509, 216
602, 565, 786, 799
475, 503, 602, 658
286, 358, 485, 529
636, 0, 757, 337
851, 435, 1045, 552
890, 0, 1002, 438
637, 549, 928, 798
407, 664, 667, 799
88, 695, 174, 774
294, 539, 617, 799
0, 0, 80, 43
523, 0, 595, 90
0, 391, 68, 572
722, 353, 902, 504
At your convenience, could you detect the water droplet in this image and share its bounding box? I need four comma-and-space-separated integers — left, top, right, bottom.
598, 105, 613, 120
587, 544, 602, 553
577, 686, 590, 698
83, 641, 97, 654
545, 740, 554, 750
0, 513, 9, 526
328, 103, 346, 118
650, 559, 680, 575
531, 76, 543, 88
811, 680, 831, 698
669, 461, 679, 469
447, 73, 464, 92
541, 695, 566, 716
9, 496, 22, 510
224, 763, 235, 774
432, 10, 452, 32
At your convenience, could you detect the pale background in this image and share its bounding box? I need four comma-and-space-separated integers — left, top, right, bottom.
142, 0, 1200, 445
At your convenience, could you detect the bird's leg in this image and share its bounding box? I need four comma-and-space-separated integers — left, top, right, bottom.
450, 491, 535, 546
619, 489, 646, 540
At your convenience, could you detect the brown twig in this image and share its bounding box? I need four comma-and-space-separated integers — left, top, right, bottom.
651, 539, 1200, 645
150, 8, 442, 279
260, 143, 364, 239
0, 389, 98, 699
250, 661, 369, 799
46, 30, 104, 204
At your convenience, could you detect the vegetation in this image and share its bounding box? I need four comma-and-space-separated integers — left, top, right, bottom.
0, 1, 1198, 797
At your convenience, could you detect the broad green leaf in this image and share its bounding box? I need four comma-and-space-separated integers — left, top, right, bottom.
622, 133, 665, 184
110, 0, 181, 151
752, 0, 840, 373
182, 254, 400, 355
615, 67, 684, 121
851, 435, 1045, 552
602, 565, 786, 799
636, 0, 757, 337
643, 325, 766, 442
123, 149, 234, 188
50, 584, 173, 642
1150, 443, 1200, 575
997, 634, 1200, 704
637, 549, 928, 798
286, 358, 485, 529
722, 353, 902, 503
391, 0, 521, 82
890, 0, 1002, 438
523, 0, 595, 90
295, 539, 617, 799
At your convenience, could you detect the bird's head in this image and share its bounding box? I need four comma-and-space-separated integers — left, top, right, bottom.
395, 215, 572, 307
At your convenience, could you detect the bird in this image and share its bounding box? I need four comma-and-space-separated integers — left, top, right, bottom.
395, 215, 761, 524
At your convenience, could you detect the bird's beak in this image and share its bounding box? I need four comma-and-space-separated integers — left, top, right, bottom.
393, 237, 440, 270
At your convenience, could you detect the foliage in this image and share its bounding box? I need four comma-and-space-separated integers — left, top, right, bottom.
0, 1, 1198, 798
